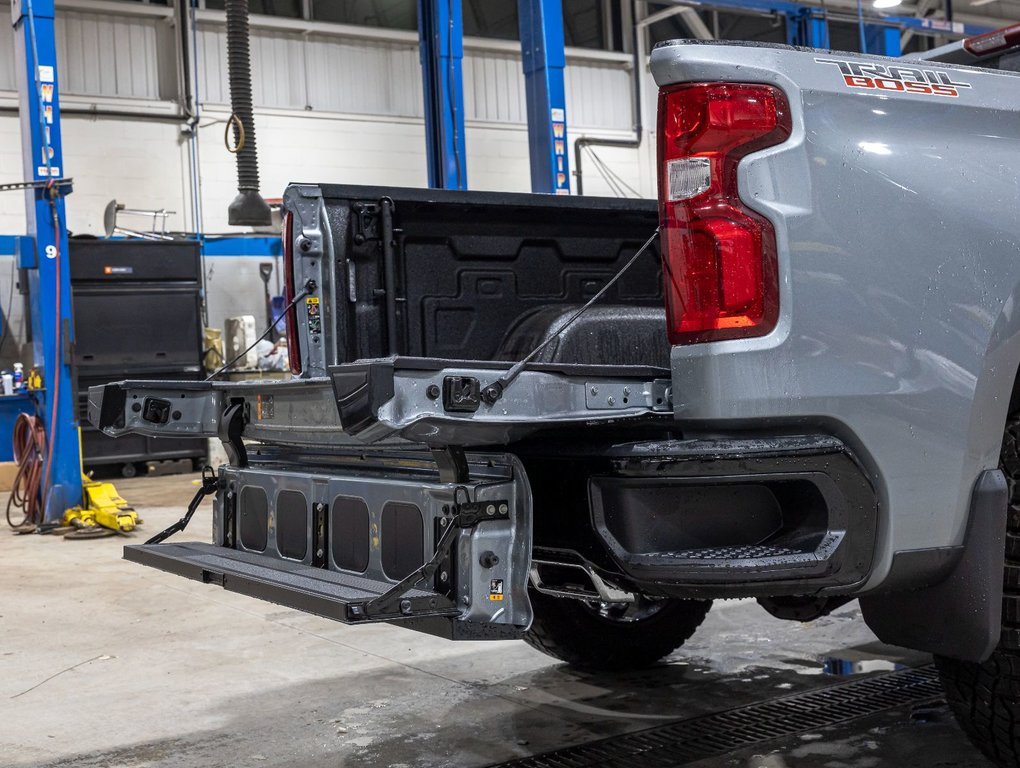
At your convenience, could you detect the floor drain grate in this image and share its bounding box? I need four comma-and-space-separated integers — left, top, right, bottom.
489, 665, 942, 768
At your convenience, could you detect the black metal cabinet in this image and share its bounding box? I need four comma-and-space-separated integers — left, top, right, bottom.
70, 239, 206, 474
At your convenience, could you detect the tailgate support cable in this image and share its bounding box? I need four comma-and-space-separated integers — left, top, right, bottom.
145, 466, 221, 545
205, 280, 315, 381
480, 227, 659, 406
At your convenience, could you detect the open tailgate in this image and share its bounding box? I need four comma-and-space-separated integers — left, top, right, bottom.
88, 357, 673, 448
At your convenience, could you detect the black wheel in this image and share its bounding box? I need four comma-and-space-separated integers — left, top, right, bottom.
523, 588, 711, 671
936, 405, 1020, 767
120, 462, 138, 479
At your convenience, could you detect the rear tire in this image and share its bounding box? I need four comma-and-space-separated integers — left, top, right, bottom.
936, 654, 1020, 767
523, 588, 711, 671
936, 405, 1020, 767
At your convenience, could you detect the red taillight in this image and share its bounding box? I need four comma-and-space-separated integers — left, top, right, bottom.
657, 83, 791, 344
282, 211, 302, 374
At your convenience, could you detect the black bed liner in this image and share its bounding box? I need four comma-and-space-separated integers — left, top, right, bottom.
316, 184, 664, 366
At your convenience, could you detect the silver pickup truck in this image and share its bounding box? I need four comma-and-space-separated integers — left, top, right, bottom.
91, 31, 1020, 767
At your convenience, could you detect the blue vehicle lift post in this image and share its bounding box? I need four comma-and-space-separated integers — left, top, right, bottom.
865, 25, 902, 56
11, 0, 82, 520
417, 0, 468, 190
786, 7, 829, 48
518, 0, 571, 194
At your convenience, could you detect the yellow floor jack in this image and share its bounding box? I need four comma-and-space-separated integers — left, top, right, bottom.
58, 431, 142, 539
61, 475, 143, 539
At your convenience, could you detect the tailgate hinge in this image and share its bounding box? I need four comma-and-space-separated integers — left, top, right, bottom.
431, 446, 469, 484
219, 401, 249, 468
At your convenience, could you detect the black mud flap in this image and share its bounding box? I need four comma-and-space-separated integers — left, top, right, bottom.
860, 469, 1007, 663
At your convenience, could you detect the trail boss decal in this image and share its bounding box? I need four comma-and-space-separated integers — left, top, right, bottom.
815, 58, 972, 97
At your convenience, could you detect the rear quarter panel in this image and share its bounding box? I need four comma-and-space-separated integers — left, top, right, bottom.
651, 41, 1020, 588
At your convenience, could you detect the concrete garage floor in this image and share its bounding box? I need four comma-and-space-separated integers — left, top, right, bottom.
0, 472, 995, 768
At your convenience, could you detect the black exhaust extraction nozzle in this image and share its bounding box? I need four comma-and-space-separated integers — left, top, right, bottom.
225, 0, 271, 227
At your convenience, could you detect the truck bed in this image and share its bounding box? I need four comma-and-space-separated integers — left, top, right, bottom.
287, 184, 665, 376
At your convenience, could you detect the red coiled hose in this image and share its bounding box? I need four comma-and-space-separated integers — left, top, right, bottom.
6, 413, 47, 529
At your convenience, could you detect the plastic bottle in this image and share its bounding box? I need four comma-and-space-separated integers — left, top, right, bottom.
2, 372, 13, 396
13, 363, 23, 392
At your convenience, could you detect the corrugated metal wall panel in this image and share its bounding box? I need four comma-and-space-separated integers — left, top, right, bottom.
0, 26, 15, 92
304, 36, 423, 117
197, 25, 228, 104
462, 51, 630, 129
565, 60, 632, 130
195, 22, 630, 129
463, 49, 527, 124
251, 29, 307, 109
0, 8, 633, 131
56, 11, 161, 99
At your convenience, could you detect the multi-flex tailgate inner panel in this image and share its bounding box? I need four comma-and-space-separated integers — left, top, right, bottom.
124, 453, 534, 640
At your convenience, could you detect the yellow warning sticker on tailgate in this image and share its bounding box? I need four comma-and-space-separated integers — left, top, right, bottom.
489, 579, 504, 601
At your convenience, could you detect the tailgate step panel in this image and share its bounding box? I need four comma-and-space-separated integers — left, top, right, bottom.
125, 542, 456, 623
123, 542, 454, 620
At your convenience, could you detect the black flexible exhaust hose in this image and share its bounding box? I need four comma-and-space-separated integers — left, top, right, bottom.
225, 0, 271, 226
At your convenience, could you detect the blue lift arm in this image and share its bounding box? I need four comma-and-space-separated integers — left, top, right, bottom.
11, 0, 82, 520
417, 0, 468, 190
518, 0, 571, 195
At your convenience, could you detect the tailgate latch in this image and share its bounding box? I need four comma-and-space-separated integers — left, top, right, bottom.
441, 376, 480, 413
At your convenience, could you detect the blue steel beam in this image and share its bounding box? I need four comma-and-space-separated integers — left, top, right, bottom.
882, 12, 981, 37
664, 0, 991, 37
518, 0, 570, 195
11, 0, 81, 520
417, 0, 467, 190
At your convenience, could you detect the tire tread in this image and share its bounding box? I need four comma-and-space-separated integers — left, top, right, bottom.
523, 589, 711, 671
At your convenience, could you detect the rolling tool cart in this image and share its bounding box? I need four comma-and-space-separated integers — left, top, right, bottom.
70, 238, 206, 477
